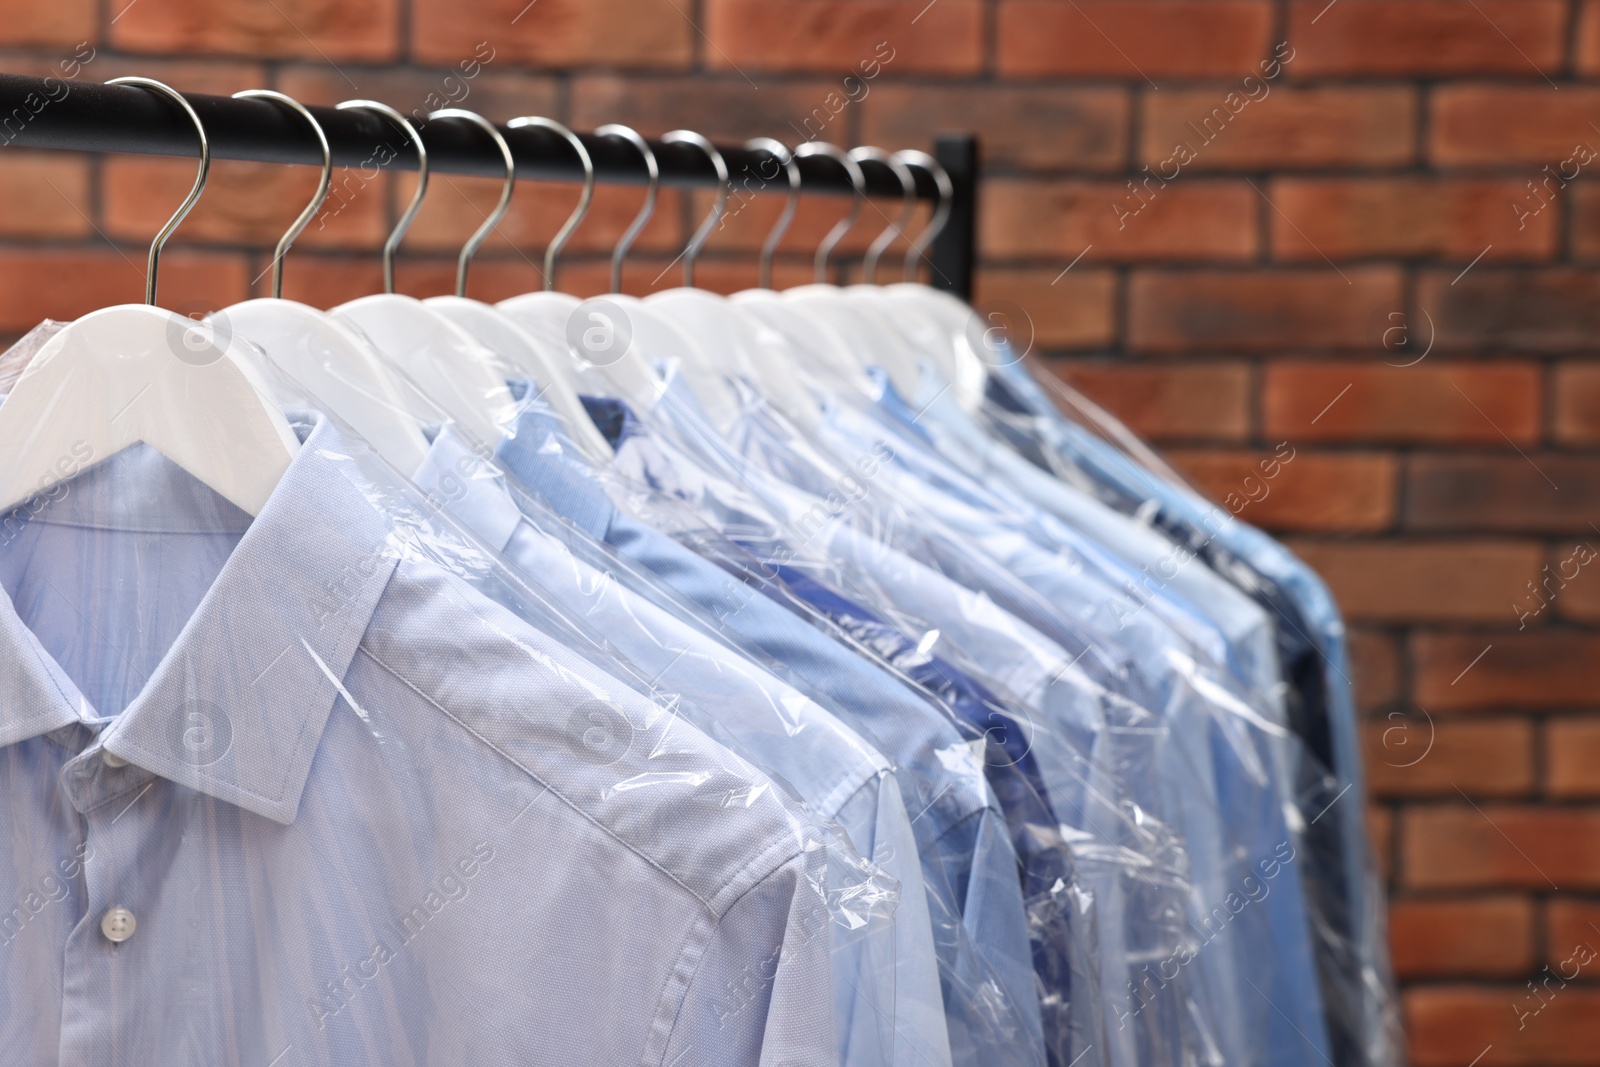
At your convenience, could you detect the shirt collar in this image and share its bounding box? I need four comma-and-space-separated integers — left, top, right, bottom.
0, 414, 400, 824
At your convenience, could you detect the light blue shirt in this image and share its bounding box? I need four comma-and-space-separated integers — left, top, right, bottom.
412, 423, 952, 1067
984, 358, 1398, 1067
489, 404, 1047, 1067
0, 416, 843, 1067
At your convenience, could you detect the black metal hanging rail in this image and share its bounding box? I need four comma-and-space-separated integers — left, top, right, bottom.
0, 73, 978, 298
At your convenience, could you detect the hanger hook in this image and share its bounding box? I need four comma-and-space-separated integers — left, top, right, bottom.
848, 146, 916, 286
743, 138, 799, 290
506, 116, 594, 292
231, 90, 331, 300
893, 150, 953, 284
426, 109, 515, 299
335, 100, 428, 295
108, 77, 209, 307
794, 142, 863, 285
596, 124, 659, 294
660, 130, 728, 289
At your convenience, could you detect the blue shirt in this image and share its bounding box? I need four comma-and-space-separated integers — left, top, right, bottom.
0, 415, 841, 1067
984, 358, 1397, 1067
411, 424, 951, 1067
491, 405, 1048, 1067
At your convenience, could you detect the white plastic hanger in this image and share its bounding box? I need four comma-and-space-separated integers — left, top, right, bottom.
220, 93, 430, 473
0, 77, 297, 517
647, 137, 823, 430
498, 124, 663, 415
727, 139, 867, 395
426, 114, 611, 464
330, 108, 518, 448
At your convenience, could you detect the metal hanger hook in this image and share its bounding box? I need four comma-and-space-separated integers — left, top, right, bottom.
661, 130, 728, 289
794, 142, 863, 285
743, 138, 799, 290
426, 109, 515, 299
596, 124, 659, 294
336, 99, 429, 295
893, 150, 953, 284
849, 146, 915, 286
506, 116, 594, 292
232, 90, 331, 300
107, 77, 210, 307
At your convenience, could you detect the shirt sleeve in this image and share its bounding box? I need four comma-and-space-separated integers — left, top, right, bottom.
662, 844, 837, 1067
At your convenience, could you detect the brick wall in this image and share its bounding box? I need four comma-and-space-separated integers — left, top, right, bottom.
2, 0, 1597, 1062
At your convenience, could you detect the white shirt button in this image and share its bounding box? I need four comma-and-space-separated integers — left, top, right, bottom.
100, 907, 136, 943
102, 750, 129, 768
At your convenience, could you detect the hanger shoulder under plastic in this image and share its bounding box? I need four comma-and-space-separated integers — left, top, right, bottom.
0, 304, 299, 517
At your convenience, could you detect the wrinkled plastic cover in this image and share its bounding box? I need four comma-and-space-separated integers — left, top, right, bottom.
978, 334, 1403, 1067
0, 315, 896, 1067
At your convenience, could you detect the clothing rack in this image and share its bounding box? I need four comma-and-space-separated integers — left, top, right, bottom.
0, 73, 980, 299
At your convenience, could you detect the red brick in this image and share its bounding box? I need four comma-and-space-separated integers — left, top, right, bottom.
1431, 85, 1600, 167
1567, 186, 1600, 263
1128, 268, 1402, 353
1406, 986, 1600, 1066
1370, 804, 1394, 881
1577, 0, 1600, 75
277, 66, 561, 122
982, 179, 1256, 262
0, 249, 249, 332
1167, 449, 1397, 532
1350, 628, 1403, 714
1268, 178, 1557, 262
0, 152, 92, 240
113, 0, 398, 61
973, 268, 1118, 351
1403, 804, 1600, 890
1289, 0, 1566, 77
1264, 361, 1543, 445
865, 85, 1129, 172
413, 0, 685, 68
1290, 540, 1542, 624
1546, 898, 1600, 962
705, 0, 981, 75
1140, 85, 1416, 171
1051, 361, 1252, 443
1389, 896, 1534, 978
1406, 454, 1600, 535
1546, 719, 1600, 798
997, 0, 1273, 78
1414, 632, 1600, 711
0, 0, 94, 48
1420, 270, 1600, 354
1364, 716, 1534, 797
105, 158, 389, 250
1544, 539, 1600, 624
571, 74, 839, 144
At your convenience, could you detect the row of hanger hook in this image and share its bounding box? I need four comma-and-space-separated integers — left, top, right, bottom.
105, 77, 952, 307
